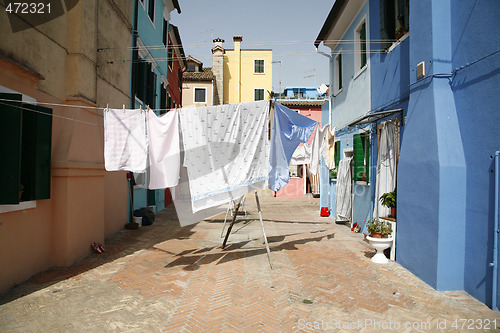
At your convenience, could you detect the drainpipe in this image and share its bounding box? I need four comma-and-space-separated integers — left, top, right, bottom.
127, 0, 139, 222
492, 151, 500, 311
316, 46, 333, 216
130, 0, 139, 108
315, 47, 333, 124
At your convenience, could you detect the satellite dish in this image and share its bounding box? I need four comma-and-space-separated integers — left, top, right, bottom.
317, 84, 328, 95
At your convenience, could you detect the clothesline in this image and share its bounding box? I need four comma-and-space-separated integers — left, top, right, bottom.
97, 39, 402, 52
0, 97, 180, 127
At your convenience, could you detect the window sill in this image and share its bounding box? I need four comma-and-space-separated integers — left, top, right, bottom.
353, 64, 368, 80
355, 181, 370, 186
0, 201, 37, 214
333, 88, 343, 97
386, 32, 409, 53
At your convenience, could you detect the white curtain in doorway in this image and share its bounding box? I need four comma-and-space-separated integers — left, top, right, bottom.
373, 119, 399, 218
335, 156, 353, 222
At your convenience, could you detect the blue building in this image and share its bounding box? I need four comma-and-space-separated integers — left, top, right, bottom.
130, 0, 181, 213
315, 0, 374, 232
316, 0, 500, 309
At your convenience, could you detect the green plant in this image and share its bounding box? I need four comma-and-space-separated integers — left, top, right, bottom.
366, 219, 393, 238
379, 190, 396, 208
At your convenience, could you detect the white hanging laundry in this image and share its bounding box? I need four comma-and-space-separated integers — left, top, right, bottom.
104, 108, 147, 173
268, 103, 317, 192
290, 143, 312, 166
309, 124, 327, 175
322, 125, 336, 169
178, 100, 269, 213
146, 110, 180, 189
335, 156, 353, 222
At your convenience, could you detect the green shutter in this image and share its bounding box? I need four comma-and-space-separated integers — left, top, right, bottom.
380, 0, 395, 49
338, 54, 342, 90
0, 93, 22, 204
34, 105, 52, 200
364, 133, 370, 183
353, 134, 365, 181
21, 104, 37, 201
334, 141, 341, 169
360, 22, 367, 68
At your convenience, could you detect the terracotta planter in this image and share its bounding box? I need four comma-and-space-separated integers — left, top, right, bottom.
390, 207, 397, 218
370, 232, 384, 238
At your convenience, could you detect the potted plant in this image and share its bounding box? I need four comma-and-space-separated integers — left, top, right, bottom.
395, 27, 405, 40
379, 190, 396, 218
366, 219, 393, 238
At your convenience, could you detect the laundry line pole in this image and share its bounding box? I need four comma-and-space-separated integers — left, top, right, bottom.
221, 190, 274, 270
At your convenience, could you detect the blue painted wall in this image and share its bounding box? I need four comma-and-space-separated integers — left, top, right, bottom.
131, 0, 172, 213
449, 0, 500, 307
320, 102, 330, 212
323, 2, 372, 227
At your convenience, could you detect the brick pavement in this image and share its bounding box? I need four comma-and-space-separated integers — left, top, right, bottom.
1, 190, 500, 332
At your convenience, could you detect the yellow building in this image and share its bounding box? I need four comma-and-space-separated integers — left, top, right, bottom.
212, 36, 272, 104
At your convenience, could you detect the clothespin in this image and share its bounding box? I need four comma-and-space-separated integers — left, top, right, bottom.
106, 103, 109, 112
123, 104, 125, 113
147, 105, 150, 112
140, 105, 142, 113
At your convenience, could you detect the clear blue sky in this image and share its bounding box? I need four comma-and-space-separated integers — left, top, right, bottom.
170, 0, 334, 93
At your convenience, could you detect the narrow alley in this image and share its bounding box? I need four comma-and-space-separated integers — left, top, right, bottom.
1, 192, 499, 332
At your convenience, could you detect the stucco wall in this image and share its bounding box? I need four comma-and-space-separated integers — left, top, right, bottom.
0, 0, 130, 292
224, 48, 272, 104
182, 81, 214, 107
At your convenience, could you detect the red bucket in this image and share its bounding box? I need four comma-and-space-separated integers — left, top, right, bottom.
320, 207, 329, 217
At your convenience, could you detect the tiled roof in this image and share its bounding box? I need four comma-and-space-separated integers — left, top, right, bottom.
183, 68, 214, 81
277, 100, 328, 108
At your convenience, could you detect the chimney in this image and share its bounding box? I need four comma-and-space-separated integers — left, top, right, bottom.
212, 38, 225, 105
233, 36, 243, 102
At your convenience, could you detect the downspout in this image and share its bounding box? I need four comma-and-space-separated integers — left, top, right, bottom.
492, 151, 500, 311
315, 47, 333, 125
127, 0, 139, 222
130, 0, 139, 108
316, 46, 333, 216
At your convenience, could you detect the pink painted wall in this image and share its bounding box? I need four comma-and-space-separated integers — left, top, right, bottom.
0, 62, 128, 292
275, 107, 322, 198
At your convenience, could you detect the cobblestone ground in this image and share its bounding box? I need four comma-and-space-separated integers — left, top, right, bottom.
1, 190, 500, 332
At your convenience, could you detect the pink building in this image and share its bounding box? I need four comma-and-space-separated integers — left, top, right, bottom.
274, 100, 326, 197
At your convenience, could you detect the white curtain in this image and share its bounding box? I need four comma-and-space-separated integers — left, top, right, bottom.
373, 119, 399, 219
335, 156, 353, 221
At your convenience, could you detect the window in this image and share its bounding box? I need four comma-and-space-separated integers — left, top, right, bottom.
178, 67, 182, 92
147, 0, 155, 23
162, 19, 168, 48
254, 59, 265, 74
160, 84, 167, 114
194, 87, 206, 103
353, 132, 370, 182
187, 63, 196, 72
334, 52, 343, 94
167, 38, 173, 70
167, 92, 172, 110
254, 88, 265, 101
0, 93, 52, 204
355, 20, 367, 71
380, 0, 409, 49
135, 60, 156, 108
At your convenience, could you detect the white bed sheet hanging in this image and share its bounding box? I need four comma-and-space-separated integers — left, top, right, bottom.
146, 110, 180, 189
104, 108, 147, 173
373, 119, 399, 218
178, 100, 269, 213
335, 156, 353, 222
